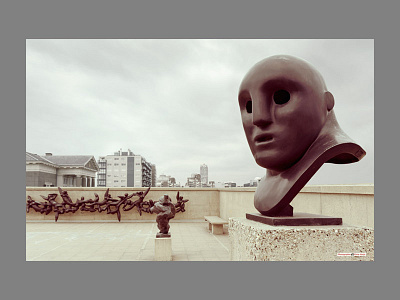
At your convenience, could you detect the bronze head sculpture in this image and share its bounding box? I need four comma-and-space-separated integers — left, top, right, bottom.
238, 55, 366, 216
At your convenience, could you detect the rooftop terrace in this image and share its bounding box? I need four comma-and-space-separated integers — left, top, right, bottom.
26, 221, 230, 261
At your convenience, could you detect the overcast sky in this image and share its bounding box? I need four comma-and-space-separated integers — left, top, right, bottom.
26, 39, 374, 186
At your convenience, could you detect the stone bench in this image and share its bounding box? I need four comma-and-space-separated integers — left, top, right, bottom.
204, 216, 228, 235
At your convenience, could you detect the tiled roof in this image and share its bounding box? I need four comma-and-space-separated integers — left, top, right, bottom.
26, 152, 99, 171
43, 155, 93, 166
26, 152, 57, 165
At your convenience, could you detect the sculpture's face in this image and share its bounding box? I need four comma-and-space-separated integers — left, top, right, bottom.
238, 56, 331, 172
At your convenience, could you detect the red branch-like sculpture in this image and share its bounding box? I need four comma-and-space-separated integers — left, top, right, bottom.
26, 187, 189, 222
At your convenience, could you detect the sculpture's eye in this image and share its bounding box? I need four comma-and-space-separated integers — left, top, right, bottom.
246, 100, 252, 113
273, 90, 290, 105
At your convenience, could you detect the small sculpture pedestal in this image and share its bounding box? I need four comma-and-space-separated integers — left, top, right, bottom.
229, 218, 374, 261
154, 235, 172, 261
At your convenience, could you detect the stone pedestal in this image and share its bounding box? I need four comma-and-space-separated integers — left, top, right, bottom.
229, 218, 374, 261
154, 237, 172, 261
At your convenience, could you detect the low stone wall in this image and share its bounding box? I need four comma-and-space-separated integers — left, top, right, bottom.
26, 184, 374, 228
26, 187, 220, 222
219, 184, 374, 228
292, 185, 374, 228
219, 188, 258, 220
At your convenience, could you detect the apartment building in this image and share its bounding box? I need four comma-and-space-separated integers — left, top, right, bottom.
97, 149, 152, 187
186, 173, 201, 187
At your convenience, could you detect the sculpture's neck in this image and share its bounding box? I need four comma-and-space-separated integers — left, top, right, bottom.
255, 110, 365, 216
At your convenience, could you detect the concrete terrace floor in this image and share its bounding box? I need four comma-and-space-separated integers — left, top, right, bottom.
26, 221, 231, 261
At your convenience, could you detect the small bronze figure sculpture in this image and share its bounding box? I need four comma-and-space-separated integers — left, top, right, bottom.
238, 55, 366, 217
150, 194, 176, 237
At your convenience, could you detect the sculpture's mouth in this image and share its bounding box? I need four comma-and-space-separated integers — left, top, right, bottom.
254, 133, 273, 146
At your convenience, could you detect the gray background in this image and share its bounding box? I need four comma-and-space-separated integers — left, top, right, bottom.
1, 0, 396, 299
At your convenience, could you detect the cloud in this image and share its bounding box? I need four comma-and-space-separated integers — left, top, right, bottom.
26, 39, 374, 185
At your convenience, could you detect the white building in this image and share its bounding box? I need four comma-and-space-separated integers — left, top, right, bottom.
214, 182, 225, 188
98, 149, 152, 187
244, 177, 262, 187
156, 174, 177, 187
186, 173, 201, 187
224, 181, 237, 188
200, 163, 208, 186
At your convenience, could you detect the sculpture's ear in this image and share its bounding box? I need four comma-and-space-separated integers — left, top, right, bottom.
324, 91, 335, 111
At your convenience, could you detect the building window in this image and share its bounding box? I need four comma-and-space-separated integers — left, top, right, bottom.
114, 163, 119, 166
114, 158, 119, 160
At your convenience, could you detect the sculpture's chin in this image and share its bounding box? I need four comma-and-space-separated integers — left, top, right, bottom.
255, 157, 299, 174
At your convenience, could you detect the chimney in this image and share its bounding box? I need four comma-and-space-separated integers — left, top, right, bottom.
45, 153, 52, 156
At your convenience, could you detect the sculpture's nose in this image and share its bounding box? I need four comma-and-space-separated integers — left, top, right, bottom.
252, 92, 272, 127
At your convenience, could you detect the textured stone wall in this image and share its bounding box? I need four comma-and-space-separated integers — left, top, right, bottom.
229, 218, 374, 261
26, 187, 219, 221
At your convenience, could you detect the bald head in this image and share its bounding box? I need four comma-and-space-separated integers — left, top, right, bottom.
238, 55, 334, 172
240, 55, 329, 98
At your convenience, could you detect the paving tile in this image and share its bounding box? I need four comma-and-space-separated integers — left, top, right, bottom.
26, 222, 231, 261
